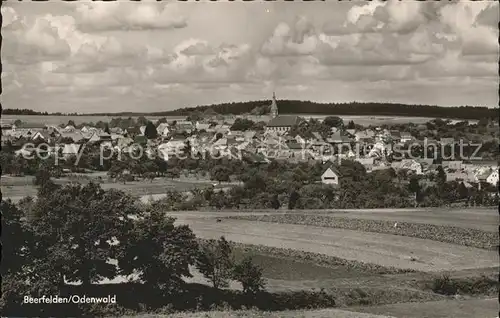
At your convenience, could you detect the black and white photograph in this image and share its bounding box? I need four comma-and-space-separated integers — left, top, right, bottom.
1, 0, 499, 317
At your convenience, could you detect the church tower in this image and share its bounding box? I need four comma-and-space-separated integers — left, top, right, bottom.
270, 92, 278, 118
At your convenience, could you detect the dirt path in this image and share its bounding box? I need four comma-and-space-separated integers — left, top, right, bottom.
174, 217, 498, 272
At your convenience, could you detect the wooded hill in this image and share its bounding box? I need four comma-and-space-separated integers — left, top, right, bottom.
156, 100, 498, 120
3, 101, 498, 120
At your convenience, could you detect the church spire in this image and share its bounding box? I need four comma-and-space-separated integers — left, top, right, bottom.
270, 92, 278, 118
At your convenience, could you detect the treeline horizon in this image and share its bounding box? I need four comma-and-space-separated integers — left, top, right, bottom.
2, 108, 79, 116
3, 100, 499, 120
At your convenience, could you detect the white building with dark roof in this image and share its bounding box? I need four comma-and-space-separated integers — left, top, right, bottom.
266, 115, 301, 133
321, 165, 341, 187
265, 94, 301, 133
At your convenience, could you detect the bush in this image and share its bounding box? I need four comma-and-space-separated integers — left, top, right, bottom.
196, 237, 234, 289
232, 257, 266, 294
430, 274, 499, 296
431, 274, 459, 295
347, 288, 372, 305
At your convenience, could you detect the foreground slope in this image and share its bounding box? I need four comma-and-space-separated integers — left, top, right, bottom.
349, 297, 499, 318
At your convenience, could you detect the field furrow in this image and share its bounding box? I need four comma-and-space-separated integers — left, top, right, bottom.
174, 217, 498, 272
225, 214, 499, 249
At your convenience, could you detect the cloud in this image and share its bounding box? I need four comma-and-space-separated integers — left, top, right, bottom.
316, 35, 431, 66
322, 1, 498, 58
2, 6, 147, 72
439, 1, 499, 56
475, 3, 500, 28
176, 39, 215, 56
257, 1, 498, 86
414, 50, 498, 79
146, 40, 254, 84
259, 17, 433, 68
324, 1, 436, 35
261, 18, 318, 56
75, 2, 187, 32
1, 6, 20, 29
2, 12, 72, 65
32, 62, 143, 96
2, 1, 498, 112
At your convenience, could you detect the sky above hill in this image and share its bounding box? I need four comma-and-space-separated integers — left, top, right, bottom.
2, 0, 499, 113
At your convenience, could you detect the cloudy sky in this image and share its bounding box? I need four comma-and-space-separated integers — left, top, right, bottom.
2, 0, 498, 113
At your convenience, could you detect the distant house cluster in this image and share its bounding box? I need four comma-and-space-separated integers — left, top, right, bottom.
3, 93, 498, 190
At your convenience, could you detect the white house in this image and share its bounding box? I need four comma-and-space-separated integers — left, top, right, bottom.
156, 123, 170, 136
321, 166, 341, 187
486, 170, 499, 186
63, 125, 76, 132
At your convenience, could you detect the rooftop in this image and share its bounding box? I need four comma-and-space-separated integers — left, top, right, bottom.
321, 163, 342, 176
267, 115, 301, 127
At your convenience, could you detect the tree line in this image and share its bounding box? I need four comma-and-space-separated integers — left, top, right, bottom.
2, 109, 80, 116
4, 101, 498, 120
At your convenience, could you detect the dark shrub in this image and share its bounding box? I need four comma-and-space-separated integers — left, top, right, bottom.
431, 274, 457, 295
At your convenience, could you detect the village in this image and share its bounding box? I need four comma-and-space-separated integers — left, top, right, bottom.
2, 94, 498, 195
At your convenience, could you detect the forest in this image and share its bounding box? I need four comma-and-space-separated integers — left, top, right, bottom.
3, 101, 498, 120
158, 100, 498, 120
